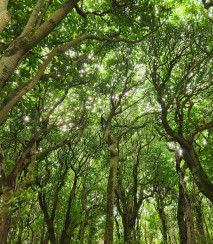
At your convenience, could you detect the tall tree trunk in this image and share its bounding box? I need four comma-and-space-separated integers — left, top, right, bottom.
183, 148, 213, 204
60, 175, 78, 244
194, 197, 206, 244
123, 222, 133, 244
0, 180, 13, 243
38, 193, 57, 244
88, 220, 96, 244
136, 215, 142, 244
115, 215, 121, 241
156, 193, 168, 244
177, 182, 187, 244
0, 152, 12, 243
176, 150, 196, 244
157, 206, 168, 244
79, 213, 88, 244
104, 143, 119, 244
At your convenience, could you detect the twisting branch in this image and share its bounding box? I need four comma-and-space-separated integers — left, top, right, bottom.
0, 25, 163, 125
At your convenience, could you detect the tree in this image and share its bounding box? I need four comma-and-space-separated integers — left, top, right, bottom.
1, 0, 213, 243
143, 21, 213, 203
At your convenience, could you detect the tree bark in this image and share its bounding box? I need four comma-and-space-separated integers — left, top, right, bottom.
177, 182, 187, 244
0, 184, 12, 244
60, 175, 78, 244
176, 151, 195, 244
79, 217, 87, 244
122, 218, 134, 244
104, 143, 119, 244
194, 197, 206, 244
156, 200, 168, 244
183, 148, 213, 204
38, 193, 57, 244
0, 152, 14, 244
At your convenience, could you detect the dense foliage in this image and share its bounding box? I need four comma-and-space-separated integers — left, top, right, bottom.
0, 0, 213, 243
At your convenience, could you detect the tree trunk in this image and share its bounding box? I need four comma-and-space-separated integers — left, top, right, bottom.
194, 197, 206, 244
88, 219, 96, 244
104, 143, 118, 244
0, 183, 13, 244
175, 147, 196, 244
79, 213, 88, 244
183, 148, 213, 204
115, 215, 121, 241
136, 215, 142, 244
156, 193, 168, 244
157, 206, 168, 244
38, 193, 57, 244
123, 222, 133, 244
60, 176, 78, 244
0, 208, 11, 244
177, 182, 187, 244
176, 157, 195, 244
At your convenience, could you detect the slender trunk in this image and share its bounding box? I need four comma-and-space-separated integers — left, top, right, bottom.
136, 215, 141, 244
176, 156, 195, 244
79, 210, 89, 244
60, 175, 78, 244
0, 207, 11, 244
115, 215, 121, 241
177, 182, 187, 244
0, 183, 13, 244
38, 193, 57, 244
104, 143, 118, 244
88, 222, 95, 244
40, 221, 46, 244
79, 220, 87, 244
156, 193, 168, 244
175, 147, 196, 244
194, 198, 206, 244
158, 206, 168, 244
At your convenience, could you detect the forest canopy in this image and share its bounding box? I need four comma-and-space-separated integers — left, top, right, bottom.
0, 0, 213, 243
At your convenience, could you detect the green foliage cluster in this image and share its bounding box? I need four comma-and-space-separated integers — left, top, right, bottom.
0, 0, 212, 243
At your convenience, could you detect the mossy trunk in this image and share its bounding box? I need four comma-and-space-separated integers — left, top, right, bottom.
104, 143, 118, 244
183, 148, 213, 204
0, 185, 12, 244
177, 182, 187, 244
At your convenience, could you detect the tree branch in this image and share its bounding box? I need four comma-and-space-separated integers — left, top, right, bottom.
0, 0, 10, 32
20, 0, 44, 36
